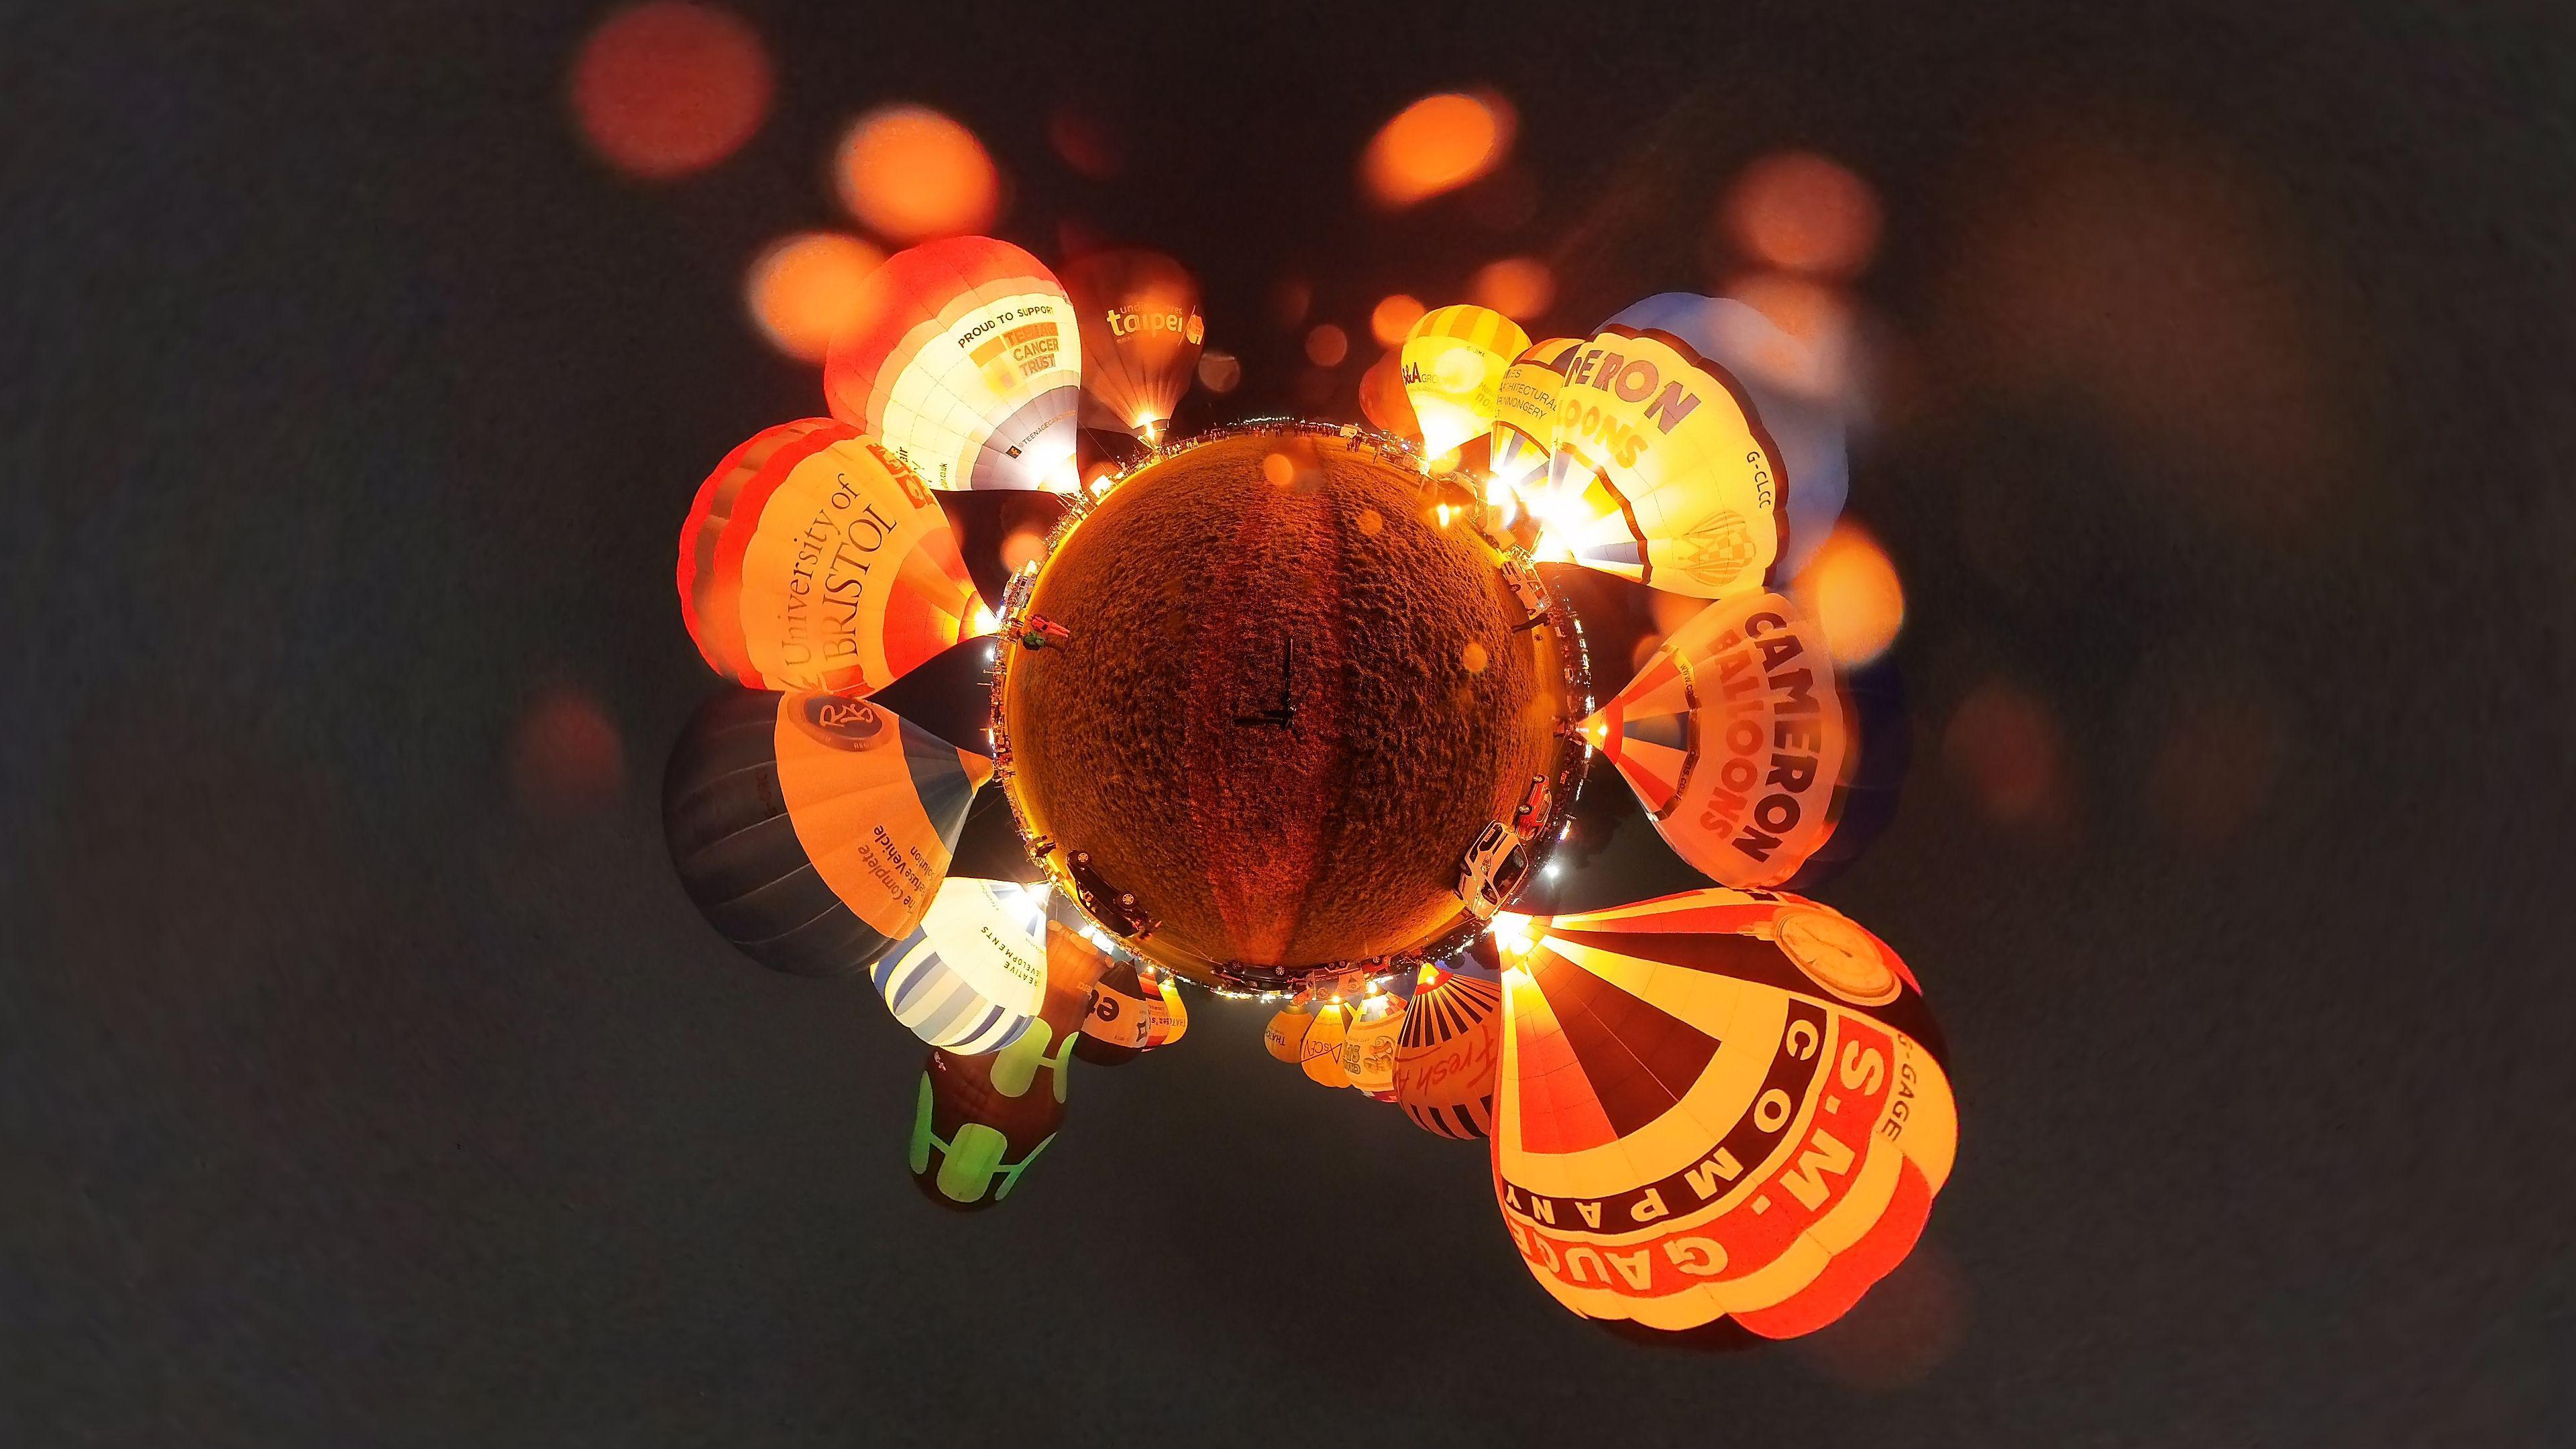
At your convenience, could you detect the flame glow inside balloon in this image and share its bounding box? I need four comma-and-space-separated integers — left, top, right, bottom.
824, 236, 1083, 492
1061, 249, 1204, 440
1491, 889, 1955, 1339
1401, 305, 1531, 458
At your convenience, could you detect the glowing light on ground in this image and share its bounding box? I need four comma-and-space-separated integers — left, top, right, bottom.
836, 105, 999, 241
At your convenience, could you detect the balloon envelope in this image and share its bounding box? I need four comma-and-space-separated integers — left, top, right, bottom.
824, 237, 1083, 492
1488, 337, 1581, 496
1401, 305, 1530, 458
663, 688, 994, 977
1299, 1001, 1353, 1088
1491, 889, 1956, 1338
1061, 249, 1203, 441
1542, 294, 1801, 598
1339, 996, 1408, 1097
1585, 590, 1868, 890
1392, 963, 1503, 1139
678, 419, 980, 694
871, 878, 1051, 1053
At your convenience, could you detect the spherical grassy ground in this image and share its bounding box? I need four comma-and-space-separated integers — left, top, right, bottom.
1002, 428, 1569, 978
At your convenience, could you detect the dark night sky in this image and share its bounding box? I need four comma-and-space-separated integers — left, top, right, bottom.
7, 1, 2574, 1443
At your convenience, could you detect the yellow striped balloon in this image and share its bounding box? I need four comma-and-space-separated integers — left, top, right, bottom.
1401, 305, 1531, 458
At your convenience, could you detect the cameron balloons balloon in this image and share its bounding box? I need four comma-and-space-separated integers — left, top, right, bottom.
663, 688, 993, 977
1542, 294, 1801, 598
910, 900, 1110, 1210
1491, 888, 1956, 1339
1401, 305, 1531, 458
1488, 337, 1581, 496
1061, 249, 1204, 443
1584, 590, 1879, 890
824, 237, 1082, 492
870, 879, 1050, 1053
1393, 960, 1504, 1140
678, 419, 981, 694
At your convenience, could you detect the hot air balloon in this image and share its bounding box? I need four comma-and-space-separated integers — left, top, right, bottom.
1392, 958, 1504, 1139
1265, 999, 1316, 1063
910, 897, 1112, 1210
663, 688, 993, 977
1584, 590, 1886, 890
1401, 305, 1532, 460
1339, 991, 1409, 1099
1358, 350, 1421, 443
1540, 294, 1805, 598
824, 237, 1083, 492
678, 419, 983, 695
1299, 1000, 1354, 1088
870, 878, 1051, 1053
1491, 888, 1956, 1340
1670, 296, 1850, 580
1061, 250, 1203, 444
1076, 957, 1182, 1065
1488, 337, 1581, 496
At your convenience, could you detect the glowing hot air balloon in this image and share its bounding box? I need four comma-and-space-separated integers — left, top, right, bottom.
870, 878, 1051, 1053
824, 237, 1082, 492
1393, 958, 1504, 1139
1491, 889, 1956, 1340
1585, 590, 1884, 890
1300, 1000, 1354, 1088
663, 688, 994, 977
1401, 305, 1531, 459
1061, 250, 1204, 443
678, 419, 982, 694
1077, 957, 1183, 1065
1264, 999, 1316, 1063
910, 897, 1111, 1210
1542, 294, 1805, 598
1339, 991, 1409, 1099
1488, 337, 1581, 496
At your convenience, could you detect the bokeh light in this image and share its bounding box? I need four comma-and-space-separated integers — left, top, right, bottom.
1000, 527, 1049, 574
1360, 91, 1515, 209
1943, 680, 2068, 829
1719, 270, 1859, 401
1470, 256, 1553, 320
1791, 524, 1904, 665
835, 105, 1000, 241
1197, 350, 1242, 394
568, 3, 773, 179
1723, 150, 1882, 279
1371, 294, 1426, 347
1271, 278, 1313, 328
1305, 323, 1349, 368
1047, 106, 1120, 180
745, 232, 885, 362
510, 685, 625, 817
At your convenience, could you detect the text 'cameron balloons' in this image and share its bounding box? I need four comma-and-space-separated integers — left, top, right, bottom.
909, 901, 1108, 1210
663, 688, 992, 977
824, 237, 1082, 492
1393, 961, 1503, 1139
1061, 250, 1204, 443
1543, 294, 1805, 598
1402, 305, 1531, 459
1492, 889, 1956, 1340
678, 419, 981, 694
1586, 590, 1886, 890
1488, 337, 1581, 496
871, 878, 1051, 1054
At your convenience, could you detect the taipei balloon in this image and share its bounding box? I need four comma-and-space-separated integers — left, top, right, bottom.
1061, 249, 1204, 443
662, 688, 994, 977
677, 419, 981, 694
1543, 294, 1798, 598
824, 237, 1082, 492
1491, 889, 1956, 1339
1401, 305, 1530, 458
1487, 337, 1580, 496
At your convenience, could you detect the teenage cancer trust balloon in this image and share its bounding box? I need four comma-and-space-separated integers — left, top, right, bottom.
1543, 294, 1804, 598
663, 688, 994, 977
1491, 889, 1956, 1340
1401, 304, 1531, 460
678, 419, 982, 695
824, 237, 1082, 492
